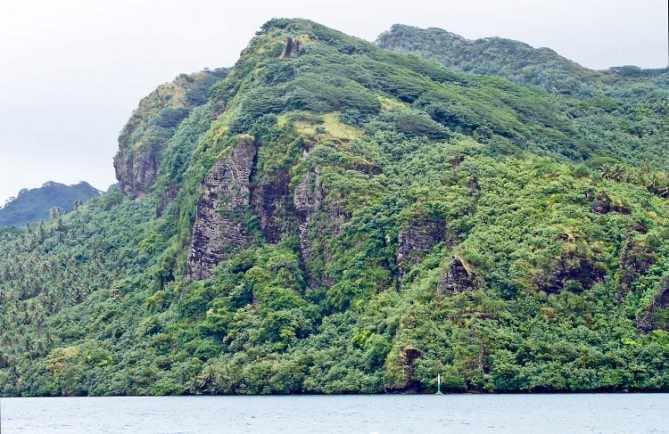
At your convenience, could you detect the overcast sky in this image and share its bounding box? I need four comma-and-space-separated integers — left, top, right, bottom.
0, 0, 666, 204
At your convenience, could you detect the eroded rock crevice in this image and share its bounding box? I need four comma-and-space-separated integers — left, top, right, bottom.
437, 257, 476, 295
293, 167, 349, 288
187, 137, 257, 281
252, 170, 296, 244
397, 214, 446, 277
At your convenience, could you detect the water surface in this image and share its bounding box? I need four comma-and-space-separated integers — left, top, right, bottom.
3, 394, 668, 434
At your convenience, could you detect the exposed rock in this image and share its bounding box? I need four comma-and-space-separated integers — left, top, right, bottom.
114, 143, 159, 198
384, 346, 423, 393
114, 69, 227, 197
637, 276, 669, 334
437, 257, 475, 295
283, 37, 300, 58
467, 176, 480, 196
535, 248, 605, 293
616, 237, 655, 299
588, 190, 630, 215
397, 214, 445, 276
451, 154, 465, 169
612, 202, 631, 215
401, 347, 422, 390
478, 340, 490, 374
293, 167, 349, 287
344, 161, 382, 176
630, 221, 648, 234
591, 192, 612, 214
187, 137, 257, 281
294, 169, 323, 219
252, 170, 295, 244
294, 169, 324, 286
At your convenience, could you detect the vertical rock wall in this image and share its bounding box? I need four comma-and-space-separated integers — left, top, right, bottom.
187, 138, 257, 281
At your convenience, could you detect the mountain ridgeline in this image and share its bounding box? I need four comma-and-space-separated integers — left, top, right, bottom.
377, 24, 669, 98
1, 19, 669, 396
0, 181, 101, 227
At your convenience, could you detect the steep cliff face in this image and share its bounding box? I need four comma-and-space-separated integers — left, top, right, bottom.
617, 236, 656, 298
114, 69, 227, 197
397, 214, 445, 277
293, 169, 323, 286
186, 137, 257, 281
114, 138, 159, 197
637, 277, 669, 333
437, 257, 475, 295
293, 167, 350, 288
253, 170, 296, 244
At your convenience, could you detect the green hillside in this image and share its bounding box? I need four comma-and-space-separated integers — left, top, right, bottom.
377, 24, 669, 98
0, 181, 101, 227
1, 19, 668, 396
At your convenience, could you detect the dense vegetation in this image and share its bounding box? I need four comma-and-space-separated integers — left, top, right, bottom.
0, 181, 101, 227
377, 24, 669, 98
1, 19, 668, 396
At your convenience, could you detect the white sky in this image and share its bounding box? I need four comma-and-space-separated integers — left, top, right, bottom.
0, 0, 666, 203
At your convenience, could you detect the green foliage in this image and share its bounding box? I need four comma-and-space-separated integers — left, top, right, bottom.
2, 19, 669, 396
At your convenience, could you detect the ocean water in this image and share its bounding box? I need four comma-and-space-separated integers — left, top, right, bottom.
2, 394, 668, 434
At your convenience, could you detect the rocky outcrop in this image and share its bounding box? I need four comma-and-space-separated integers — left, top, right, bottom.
294, 168, 327, 287
398, 347, 422, 391
294, 169, 323, 276
451, 154, 465, 168
591, 192, 612, 214
397, 214, 445, 276
535, 248, 605, 293
283, 37, 301, 58
157, 185, 179, 217
467, 176, 480, 196
637, 276, 669, 333
252, 170, 295, 244
293, 167, 349, 288
114, 69, 227, 197
344, 161, 382, 175
616, 237, 655, 299
114, 141, 161, 197
588, 190, 630, 215
437, 257, 476, 295
187, 137, 257, 281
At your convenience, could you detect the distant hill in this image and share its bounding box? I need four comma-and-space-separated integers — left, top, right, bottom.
377, 24, 669, 98
0, 181, 102, 226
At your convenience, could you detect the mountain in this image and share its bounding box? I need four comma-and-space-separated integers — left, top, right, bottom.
0, 181, 102, 227
377, 24, 669, 98
1, 19, 668, 396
